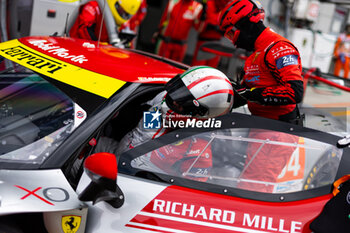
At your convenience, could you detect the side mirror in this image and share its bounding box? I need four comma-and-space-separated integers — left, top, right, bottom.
78, 152, 124, 208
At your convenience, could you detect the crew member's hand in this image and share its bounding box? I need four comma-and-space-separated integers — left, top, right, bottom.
231, 81, 254, 100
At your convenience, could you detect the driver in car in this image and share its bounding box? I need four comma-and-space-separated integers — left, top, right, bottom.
116, 66, 234, 180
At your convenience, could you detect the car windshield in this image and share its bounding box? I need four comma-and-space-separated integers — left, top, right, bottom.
0, 59, 86, 166
131, 128, 343, 194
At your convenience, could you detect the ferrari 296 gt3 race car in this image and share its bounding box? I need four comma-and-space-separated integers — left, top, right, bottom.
0, 36, 349, 233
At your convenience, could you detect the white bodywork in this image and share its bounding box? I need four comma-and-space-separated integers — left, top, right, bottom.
77, 173, 168, 233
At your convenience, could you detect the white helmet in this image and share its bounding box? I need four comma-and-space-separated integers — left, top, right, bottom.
162, 66, 234, 118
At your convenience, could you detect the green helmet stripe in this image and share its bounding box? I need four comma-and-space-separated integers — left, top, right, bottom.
180, 66, 217, 78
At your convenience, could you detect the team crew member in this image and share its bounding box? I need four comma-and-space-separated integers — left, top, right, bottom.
219, 0, 303, 192
119, 0, 147, 48
191, 0, 229, 67
154, 0, 204, 62
333, 24, 350, 79
70, 0, 141, 43
219, 0, 304, 125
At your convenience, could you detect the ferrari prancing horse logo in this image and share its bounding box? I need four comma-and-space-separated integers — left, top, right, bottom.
62, 215, 81, 233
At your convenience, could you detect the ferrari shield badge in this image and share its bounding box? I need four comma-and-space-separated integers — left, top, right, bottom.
61, 215, 81, 233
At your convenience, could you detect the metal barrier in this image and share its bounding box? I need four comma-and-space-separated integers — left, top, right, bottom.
303, 67, 350, 92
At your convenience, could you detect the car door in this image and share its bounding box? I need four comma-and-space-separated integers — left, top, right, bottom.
78, 112, 349, 233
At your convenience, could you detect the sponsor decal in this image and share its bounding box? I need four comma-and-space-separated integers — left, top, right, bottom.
82, 42, 95, 48
245, 65, 259, 75
126, 188, 304, 233
276, 55, 298, 69
138, 77, 171, 82
14, 185, 70, 205
73, 103, 87, 130
0, 39, 126, 98
143, 108, 222, 129
76, 111, 85, 119
245, 76, 260, 83
28, 39, 88, 64
1, 45, 64, 74
152, 199, 302, 232
62, 215, 81, 233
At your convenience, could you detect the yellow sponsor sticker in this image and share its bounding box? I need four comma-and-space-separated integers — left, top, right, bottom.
0, 39, 125, 99
61, 215, 81, 233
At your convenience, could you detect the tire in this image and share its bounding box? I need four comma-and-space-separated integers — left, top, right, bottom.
0, 221, 24, 233
303, 150, 340, 190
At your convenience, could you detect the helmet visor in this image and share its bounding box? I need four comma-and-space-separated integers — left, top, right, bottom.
115, 2, 132, 21
165, 75, 208, 117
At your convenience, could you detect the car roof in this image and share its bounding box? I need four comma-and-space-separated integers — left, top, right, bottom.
0, 36, 185, 100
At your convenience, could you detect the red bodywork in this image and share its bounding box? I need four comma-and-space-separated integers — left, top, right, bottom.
18, 36, 185, 84
127, 186, 331, 233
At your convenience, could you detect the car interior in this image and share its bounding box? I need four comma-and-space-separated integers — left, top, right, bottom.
96, 84, 165, 150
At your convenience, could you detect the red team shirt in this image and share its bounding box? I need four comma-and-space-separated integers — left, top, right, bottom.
155, 0, 203, 62
242, 28, 303, 120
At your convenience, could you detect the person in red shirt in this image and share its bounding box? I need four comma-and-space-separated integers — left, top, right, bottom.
69, 0, 141, 45
154, 0, 204, 62
191, 0, 229, 67
219, 0, 303, 193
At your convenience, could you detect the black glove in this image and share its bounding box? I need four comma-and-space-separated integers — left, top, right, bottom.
231, 81, 260, 102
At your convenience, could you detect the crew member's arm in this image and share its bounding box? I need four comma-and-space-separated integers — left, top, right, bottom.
193, 2, 205, 31
241, 41, 304, 105
70, 3, 99, 41
158, 1, 171, 32
128, 0, 148, 31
